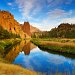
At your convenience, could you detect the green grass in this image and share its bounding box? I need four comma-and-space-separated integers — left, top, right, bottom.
31, 38, 75, 54
0, 39, 21, 50
0, 39, 21, 62
35, 38, 75, 43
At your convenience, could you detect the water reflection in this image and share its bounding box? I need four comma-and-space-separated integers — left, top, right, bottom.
1, 40, 75, 75
22, 42, 36, 55
1, 40, 36, 62
13, 47, 75, 75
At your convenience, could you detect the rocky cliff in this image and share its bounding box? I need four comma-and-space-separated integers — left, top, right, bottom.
21, 22, 31, 36
21, 22, 40, 36
0, 10, 29, 38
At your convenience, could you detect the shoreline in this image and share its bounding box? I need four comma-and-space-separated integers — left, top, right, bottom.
31, 38, 75, 54
0, 62, 39, 75
0, 39, 40, 75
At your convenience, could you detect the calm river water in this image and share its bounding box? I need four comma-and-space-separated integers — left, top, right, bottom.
2, 40, 75, 75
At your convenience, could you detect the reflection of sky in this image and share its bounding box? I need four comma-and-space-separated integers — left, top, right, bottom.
13, 47, 75, 75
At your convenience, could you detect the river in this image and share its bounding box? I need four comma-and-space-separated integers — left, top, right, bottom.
1, 40, 75, 75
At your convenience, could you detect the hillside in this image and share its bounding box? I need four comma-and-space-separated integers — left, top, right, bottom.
0, 10, 29, 38
31, 23, 75, 38
49, 23, 75, 38
30, 25, 41, 34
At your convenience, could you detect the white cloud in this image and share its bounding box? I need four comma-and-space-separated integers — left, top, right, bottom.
19, 9, 75, 31
15, 0, 74, 31
47, 9, 72, 19
30, 22, 54, 31
39, 9, 74, 30
30, 9, 75, 31
47, 0, 73, 7
7, 2, 12, 6
47, 0, 63, 7
65, 0, 73, 4
15, 0, 43, 19
61, 18, 75, 24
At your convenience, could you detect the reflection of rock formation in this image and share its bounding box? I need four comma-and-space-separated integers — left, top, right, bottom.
3, 40, 36, 63
3, 41, 27, 62
4, 45, 21, 62
19, 40, 30, 51
22, 42, 36, 55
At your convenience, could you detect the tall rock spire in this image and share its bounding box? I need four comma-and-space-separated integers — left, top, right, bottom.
22, 22, 31, 36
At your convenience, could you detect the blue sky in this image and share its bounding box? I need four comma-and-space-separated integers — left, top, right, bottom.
0, 0, 75, 31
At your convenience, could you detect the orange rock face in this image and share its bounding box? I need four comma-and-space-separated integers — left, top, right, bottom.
0, 10, 29, 38
22, 22, 40, 37
22, 22, 31, 36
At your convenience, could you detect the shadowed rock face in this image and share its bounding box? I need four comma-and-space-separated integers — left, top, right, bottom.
0, 10, 30, 38
22, 22, 31, 36
22, 22, 40, 37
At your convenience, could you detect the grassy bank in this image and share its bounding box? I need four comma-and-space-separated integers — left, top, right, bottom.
0, 39, 21, 62
0, 39, 40, 75
0, 39, 21, 50
31, 38, 75, 54
0, 38, 21, 63
0, 63, 39, 75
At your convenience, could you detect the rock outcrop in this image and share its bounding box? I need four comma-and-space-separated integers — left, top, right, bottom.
21, 22, 31, 36
0, 10, 29, 38
21, 22, 40, 37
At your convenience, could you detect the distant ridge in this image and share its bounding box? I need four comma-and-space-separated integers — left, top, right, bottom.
49, 23, 75, 38
30, 25, 41, 34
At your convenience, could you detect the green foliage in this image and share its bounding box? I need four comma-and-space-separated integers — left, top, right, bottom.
31, 33, 36, 38
49, 23, 75, 38
0, 39, 21, 51
32, 23, 75, 38
0, 25, 20, 39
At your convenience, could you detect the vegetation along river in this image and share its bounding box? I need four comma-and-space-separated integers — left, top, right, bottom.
1, 40, 75, 75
